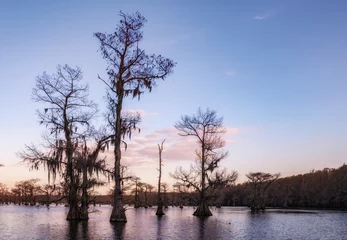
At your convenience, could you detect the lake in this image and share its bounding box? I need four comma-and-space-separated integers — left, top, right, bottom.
0, 205, 346, 240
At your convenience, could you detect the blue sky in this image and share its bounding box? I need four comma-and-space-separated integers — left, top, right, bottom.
1, 0, 347, 192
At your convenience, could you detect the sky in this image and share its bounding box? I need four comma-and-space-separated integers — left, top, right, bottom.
1, 0, 347, 193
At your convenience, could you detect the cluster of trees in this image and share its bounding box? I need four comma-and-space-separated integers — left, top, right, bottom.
15, 10, 236, 221
0, 179, 65, 205
13, 11, 175, 222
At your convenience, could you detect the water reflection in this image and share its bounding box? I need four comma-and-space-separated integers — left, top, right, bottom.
81, 221, 89, 240
111, 222, 125, 240
68, 221, 79, 240
198, 218, 206, 239
156, 216, 163, 240
1, 205, 347, 240
245, 211, 272, 239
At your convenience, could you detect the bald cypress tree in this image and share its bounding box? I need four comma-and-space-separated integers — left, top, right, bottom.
94, 11, 175, 222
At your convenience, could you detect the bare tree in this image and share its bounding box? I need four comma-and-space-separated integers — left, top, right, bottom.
161, 182, 169, 208
20, 65, 97, 220
156, 140, 165, 216
131, 177, 142, 208
94, 11, 175, 222
208, 168, 238, 207
246, 172, 280, 212
171, 108, 236, 216
143, 183, 154, 208
146, 184, 155, 207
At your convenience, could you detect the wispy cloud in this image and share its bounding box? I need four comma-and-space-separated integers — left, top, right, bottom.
102, 125, 241, 167
226, 127, 239, 135
253, 9, 277, 20
155, 29, 204, 46
225, 70, 236, 77
122, 109, 158, 118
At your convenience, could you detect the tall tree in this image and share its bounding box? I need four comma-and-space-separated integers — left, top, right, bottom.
21, 65, 97, 220
171, 108, 235, 216
94, 11, 175, 222
156, 140, 165, 216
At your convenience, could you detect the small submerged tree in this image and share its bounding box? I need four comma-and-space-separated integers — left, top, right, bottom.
94, 11, 175, 222
156, 140, 165, 216
76, 133, 115, 219
171, 108, 237, 216
131, 177, 142, 208
246, 172, 280, 212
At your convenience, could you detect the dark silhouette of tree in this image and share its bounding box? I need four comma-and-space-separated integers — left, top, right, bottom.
161, 182, 169, 208
20, 64, 97, 220
0, 183, 10, 204
209, 168, 238, 207
75, 133, 114, 219
94, 11, 175, 222
246, 172, 280, 212
41, 184, 56, 206
156, 140, 165, 216
143, 183, 154, 208
171, 108, 236, 216
11, 179, 41, 205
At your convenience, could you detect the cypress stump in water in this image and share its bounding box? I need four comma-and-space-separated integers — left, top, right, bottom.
110, 197, 127, 222
66, 185, 84, 220
193, 202, 212, 216
156, 201, 165, 216
67, 205, 83, 220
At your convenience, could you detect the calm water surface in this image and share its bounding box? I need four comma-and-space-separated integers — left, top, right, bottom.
0, 205, 346, 240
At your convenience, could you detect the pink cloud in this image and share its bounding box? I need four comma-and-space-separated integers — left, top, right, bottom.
226, 127, 240, 135
103, 125, 242, 167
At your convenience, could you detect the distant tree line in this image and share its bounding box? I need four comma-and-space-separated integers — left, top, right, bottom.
224, 164, 347, 210
2, 164, 347, 212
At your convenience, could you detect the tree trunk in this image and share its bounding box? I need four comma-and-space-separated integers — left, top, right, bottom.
110, 92, 127, 222
156, 201, 164, 216
80, 159, 89, 220
193, 200, 212, 216
193, 142, 212, 217
156, 141, 164, 216
66, 184, 81, 220
64, 107, 82, 220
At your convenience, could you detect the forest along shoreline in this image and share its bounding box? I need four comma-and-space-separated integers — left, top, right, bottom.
1, 163, 347, 212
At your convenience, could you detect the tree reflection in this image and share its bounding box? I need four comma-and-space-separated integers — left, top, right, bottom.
111, 222, 125, 240
66, 220, 89, 240
67, 221, 79, 240
156, 216, 163, 240
81, 221, 89, 240
198, 218, 206, 239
